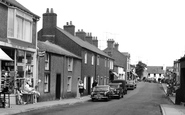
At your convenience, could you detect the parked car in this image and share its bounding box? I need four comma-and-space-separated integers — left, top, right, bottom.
109, 83, 124, 99
111, 79, 127, 94
91, 85, 112, 101
127, 80, 136, 90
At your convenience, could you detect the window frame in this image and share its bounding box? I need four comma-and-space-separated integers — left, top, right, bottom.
84, 52, 87, 64
67, 76, 72, 92
68, 57, 73, 71
97, 55, 100, 65
45, 53, 50, 71
91, 54, 94, 65
44, 73, 50, 93
7, 7, 33, 43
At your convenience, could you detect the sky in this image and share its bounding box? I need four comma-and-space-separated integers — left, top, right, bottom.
17, 0, 185, 67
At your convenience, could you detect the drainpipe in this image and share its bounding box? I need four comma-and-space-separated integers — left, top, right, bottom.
62, 56, 66, 99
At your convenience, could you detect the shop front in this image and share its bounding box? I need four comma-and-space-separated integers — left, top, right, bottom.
0, 47, 37, 107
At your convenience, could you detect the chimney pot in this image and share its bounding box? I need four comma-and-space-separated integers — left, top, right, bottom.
70, 21, 72, 25
66, 22, 68, 25
81, 29, 83, 32
46, 8, 49, 13
51, 8, 54, 13
78, 29, 80, 32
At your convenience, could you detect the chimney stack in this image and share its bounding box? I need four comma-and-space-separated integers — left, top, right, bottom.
76, 29, 86, 40
92, 37, 98, 47
85, 32, 93, 44
63, 21, 75, 36
114, 43, 119, 50
107, 39, 114, 49
43, 8, 57, 29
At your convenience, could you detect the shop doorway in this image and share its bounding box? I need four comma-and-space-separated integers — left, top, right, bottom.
56, 74, 61, 100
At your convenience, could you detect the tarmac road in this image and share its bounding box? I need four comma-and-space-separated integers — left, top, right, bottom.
15, 82, 173, 115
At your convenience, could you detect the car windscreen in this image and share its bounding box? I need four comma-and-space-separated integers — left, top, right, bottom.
93, 86, 109, 91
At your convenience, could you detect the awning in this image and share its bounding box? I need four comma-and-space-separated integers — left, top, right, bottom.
0, 48, 13, 61
112, 72, 119, 77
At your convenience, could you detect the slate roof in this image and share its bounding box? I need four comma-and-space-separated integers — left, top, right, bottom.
57, 27, 112, 59
147, 66, 164, 74
2, 0, 40, 19
104, 48, 126, 67
38, 40, 81, 59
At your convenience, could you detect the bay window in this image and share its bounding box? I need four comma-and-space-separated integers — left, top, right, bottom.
7, 7, 33, 42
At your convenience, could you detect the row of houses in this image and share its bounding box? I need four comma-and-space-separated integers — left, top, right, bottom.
0, 0, 131, 104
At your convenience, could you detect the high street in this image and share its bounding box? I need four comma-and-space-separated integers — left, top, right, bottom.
14, 82, 172, 115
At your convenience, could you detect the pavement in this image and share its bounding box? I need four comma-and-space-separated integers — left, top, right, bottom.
0, 96, 91, 115
160, 83, 185, 115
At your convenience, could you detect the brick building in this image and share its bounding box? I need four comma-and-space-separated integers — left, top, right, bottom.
38, 8, 113, 95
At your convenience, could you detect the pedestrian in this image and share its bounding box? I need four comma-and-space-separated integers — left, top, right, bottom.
92, 80, 98, 90
78, 80, 84, 99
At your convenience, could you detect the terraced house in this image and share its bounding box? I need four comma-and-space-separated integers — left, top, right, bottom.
0, 0, 39, 105
38, 8, 114, 96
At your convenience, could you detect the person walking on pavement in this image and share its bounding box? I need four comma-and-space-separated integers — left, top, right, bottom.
78, 80, 84, 99
92, 80, 98, 91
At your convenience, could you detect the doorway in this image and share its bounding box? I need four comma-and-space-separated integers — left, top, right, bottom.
87, 77, 91, 95
56, 74, 61, 100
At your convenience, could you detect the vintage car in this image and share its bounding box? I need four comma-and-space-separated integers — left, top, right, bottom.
111, 79, 127, 94
91, 85, 112, 101
127, 80, 136, 90
109, 83, 124, 99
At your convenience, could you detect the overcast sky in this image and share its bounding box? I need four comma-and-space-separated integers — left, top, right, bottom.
17, 0, 185, 67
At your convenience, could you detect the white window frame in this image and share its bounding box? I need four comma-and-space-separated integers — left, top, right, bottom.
91, 55, 94, 65
84, 52, 87, 64
45, 53, 50, 70
44, 73, 50, 92
67, 76, 72, 92
68, 57, 73, 71
84, 76, 86, 89
7, 7, 33, 43
97, 55, 100, 65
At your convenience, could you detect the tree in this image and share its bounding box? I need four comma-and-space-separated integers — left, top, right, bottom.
135, 61, 147, 78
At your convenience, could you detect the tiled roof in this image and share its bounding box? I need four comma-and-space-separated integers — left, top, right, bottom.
57, 27, 112, 59
38, 40, 81, 59
147, 66, 164, 74
2, 0, 40, 18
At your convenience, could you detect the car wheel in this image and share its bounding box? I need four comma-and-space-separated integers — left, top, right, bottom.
118, 94, 121, 99
122, 94, 124, 98
107, 96, 110, 101
92, 98, 95, 102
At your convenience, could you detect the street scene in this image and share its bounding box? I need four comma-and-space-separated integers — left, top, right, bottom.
0, 0, 185, 115
12, 82, 173, 115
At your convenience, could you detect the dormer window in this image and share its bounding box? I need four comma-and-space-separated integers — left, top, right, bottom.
7, 8, 33, 42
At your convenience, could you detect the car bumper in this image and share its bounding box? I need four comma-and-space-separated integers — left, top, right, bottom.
91, 94, 109, 100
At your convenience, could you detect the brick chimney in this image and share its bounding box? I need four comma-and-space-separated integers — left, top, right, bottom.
76, 29, 86, 40
92, 37, 98, 47
41, 8, 57, 43
114, 43, 119, 50
63, 21, 75, 36
85, 33, 93, 44
107, 39, 114, 49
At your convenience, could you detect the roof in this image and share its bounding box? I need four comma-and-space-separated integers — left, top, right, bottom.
2, 0, 40, 19
104, 48, 127, 67
57, 27, 112, 59
147, 66, 164, 74
38, 41, 81, 59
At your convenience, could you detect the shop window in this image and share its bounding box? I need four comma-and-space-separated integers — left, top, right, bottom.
68, 58, 73, 71
45, 53, 50, 70
44, 73, 50, 93
67, 76, 72, 92
7, 8, 33, 42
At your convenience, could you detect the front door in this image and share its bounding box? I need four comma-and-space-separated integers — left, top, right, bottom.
87, 77, 91, 95
56, 74, 61, 100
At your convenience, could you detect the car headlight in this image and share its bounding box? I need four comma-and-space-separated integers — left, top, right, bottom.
104, 91, 108, 95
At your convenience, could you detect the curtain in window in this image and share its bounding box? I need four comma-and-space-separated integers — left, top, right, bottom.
8, 8, 14, 37
24, 21, 31, 42
16, 17, 23, 40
